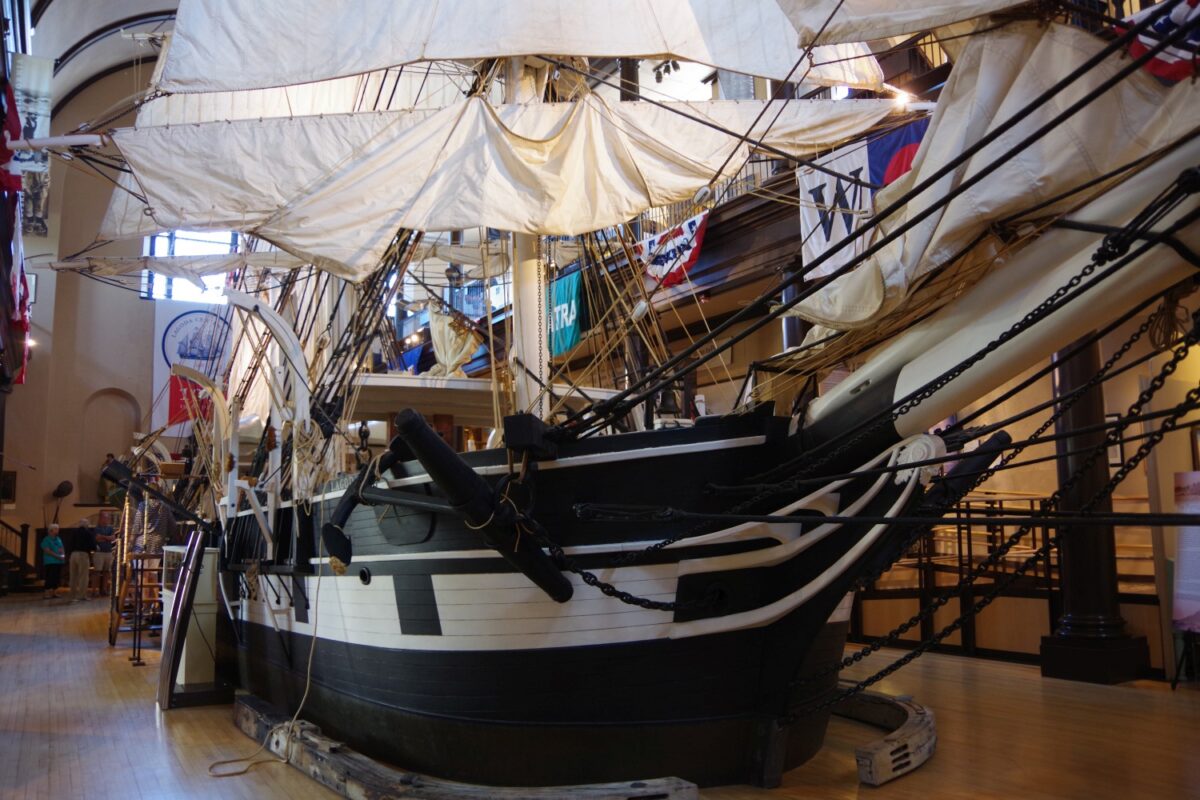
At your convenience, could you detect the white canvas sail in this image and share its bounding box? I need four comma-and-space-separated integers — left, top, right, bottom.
50, 251, 305, 279
793, 21, 1200, 331
137, 34, 467, 127
103, 95, 894, 280
156, 0, 882, 93
774, 0, 1027, 46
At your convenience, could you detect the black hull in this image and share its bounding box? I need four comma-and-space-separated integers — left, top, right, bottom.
235, 616, 851, 787
221, 411, 928, 787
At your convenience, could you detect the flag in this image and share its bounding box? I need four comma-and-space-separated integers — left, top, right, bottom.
547, 269, 588, 357
1118, 0, 1200, 84
867, 116, 931, 188
635, 210, 710, 288
797, 117, 929, 278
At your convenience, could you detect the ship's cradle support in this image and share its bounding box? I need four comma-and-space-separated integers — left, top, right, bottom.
233, 688, 935, 796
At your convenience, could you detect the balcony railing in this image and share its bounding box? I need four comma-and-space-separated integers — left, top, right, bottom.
638, 157, 782, 237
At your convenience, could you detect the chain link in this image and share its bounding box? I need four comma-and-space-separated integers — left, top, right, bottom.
793, 313, 1163, 686
786, 328, 1200, 721
516, 174, 1198, 625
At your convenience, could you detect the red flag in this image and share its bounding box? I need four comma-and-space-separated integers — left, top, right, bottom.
167, 375, 213, 425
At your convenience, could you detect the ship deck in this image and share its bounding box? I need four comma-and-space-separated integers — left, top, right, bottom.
1, 593, 1196, 799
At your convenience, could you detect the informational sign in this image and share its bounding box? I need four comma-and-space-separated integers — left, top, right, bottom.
1173, 472, 1200, 632
635, 210, 710, 289
547, 269, 586, 357
153, 301, 232, 433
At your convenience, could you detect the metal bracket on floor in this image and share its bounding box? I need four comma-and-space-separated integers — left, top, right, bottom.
233, 694, 699, 799
831, 683, 937, 786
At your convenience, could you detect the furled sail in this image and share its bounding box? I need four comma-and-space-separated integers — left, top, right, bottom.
156, 0, 882, 93
136, 34, 464, 127
774, 0, 1027, 46
412, 241, 511, 280
50, 251, 305, 279
102, 95, 894, 280
793, 21, 1200, 331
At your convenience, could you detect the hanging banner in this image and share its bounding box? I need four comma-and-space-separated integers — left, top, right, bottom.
797, 148, 871, 280
1173, 472, 1200, 632
1117, 0, 1200, 85
548, 269, 587, 357
9, 197, 31, 384
797, 116, 929, 280
868, 116, 930, 188
10, 54, 53, 237
153, 301, 232, 434
635, 210, 710, 289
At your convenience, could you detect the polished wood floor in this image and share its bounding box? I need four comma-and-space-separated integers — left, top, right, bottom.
1, 593, 1197, 799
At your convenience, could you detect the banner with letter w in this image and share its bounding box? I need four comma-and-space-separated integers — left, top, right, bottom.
796, 117, 929, 280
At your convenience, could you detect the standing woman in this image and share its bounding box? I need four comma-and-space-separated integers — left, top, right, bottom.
41, 523, 65, 599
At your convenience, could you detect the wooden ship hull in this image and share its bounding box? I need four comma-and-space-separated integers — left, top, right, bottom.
220, 411, 933, 787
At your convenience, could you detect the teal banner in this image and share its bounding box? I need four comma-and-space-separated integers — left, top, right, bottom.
548, 270, 585, 357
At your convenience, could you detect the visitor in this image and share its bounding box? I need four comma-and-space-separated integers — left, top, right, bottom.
93, 511, 116, 596
68, 519, 96, 603
40, 523, 65, 599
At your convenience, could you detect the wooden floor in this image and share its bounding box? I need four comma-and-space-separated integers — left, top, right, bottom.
1, 594, 1197, 800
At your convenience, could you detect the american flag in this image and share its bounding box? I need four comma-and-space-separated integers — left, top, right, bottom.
1118, 0, 1200, 84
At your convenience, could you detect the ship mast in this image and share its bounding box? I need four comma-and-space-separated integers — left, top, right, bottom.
505, 58, 548, 419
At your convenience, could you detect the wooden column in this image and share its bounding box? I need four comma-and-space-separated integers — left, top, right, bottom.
1040, 336, 1147, 683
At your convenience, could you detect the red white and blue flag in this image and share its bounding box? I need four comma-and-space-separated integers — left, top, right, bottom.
868, 116, 930, 188
1118, 0, 1200, 84
797, 116, 930, 278
636, 210, 710, 288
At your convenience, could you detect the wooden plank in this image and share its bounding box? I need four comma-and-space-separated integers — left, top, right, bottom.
234, 694, 699, 800
4, 592, 1200, 798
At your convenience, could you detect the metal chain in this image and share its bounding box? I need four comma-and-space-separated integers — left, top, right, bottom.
758, 170, 1198, 493
785, 333, 1200, 721
795, 312, 1162, 685
516, 514, 717, 612
640, 232, 1134, 569
532, 174, 1197, 612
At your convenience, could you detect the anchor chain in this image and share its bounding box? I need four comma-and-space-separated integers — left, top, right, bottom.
785, 323, 1200, 721
795, 311, 1165, 686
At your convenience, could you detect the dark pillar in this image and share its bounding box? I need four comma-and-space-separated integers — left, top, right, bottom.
618, 58, 652, 426
618, 58, 639, 102
772, 77, 807, 354
780, 280, 810, 352
1040, 336, 1147, 683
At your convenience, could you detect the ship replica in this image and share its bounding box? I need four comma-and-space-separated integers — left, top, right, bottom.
39, 0, 1200, 789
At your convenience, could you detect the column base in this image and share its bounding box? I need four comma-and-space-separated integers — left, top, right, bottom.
1039, 635, 1148, 684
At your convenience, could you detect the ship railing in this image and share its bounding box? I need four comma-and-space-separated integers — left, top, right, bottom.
637, 157, 779, 237
873, 492, 1156, 592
